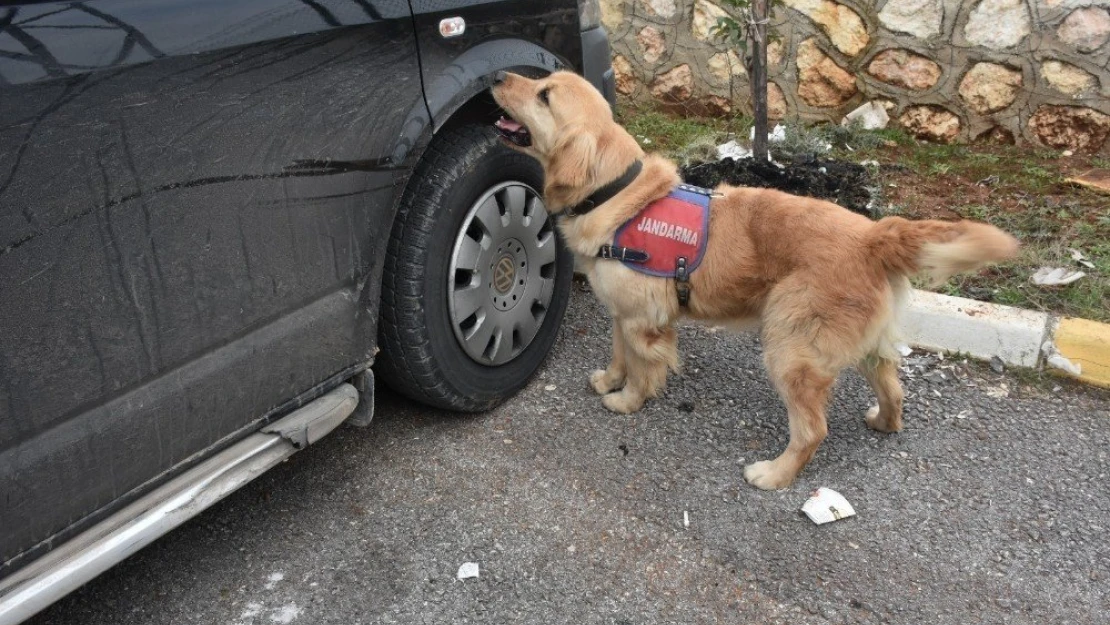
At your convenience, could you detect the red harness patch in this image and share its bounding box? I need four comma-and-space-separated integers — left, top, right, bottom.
611, 184, 712, 278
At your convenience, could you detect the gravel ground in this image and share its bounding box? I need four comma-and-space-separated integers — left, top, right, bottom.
29, 284, 1110, 625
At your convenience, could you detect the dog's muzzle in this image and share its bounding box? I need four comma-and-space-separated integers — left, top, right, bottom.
495, 115, 532, 148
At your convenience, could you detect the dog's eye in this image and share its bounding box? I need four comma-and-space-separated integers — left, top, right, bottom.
538, 87, 550, 105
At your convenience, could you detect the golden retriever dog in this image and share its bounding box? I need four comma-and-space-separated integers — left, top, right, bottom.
491, 71, 1018, 489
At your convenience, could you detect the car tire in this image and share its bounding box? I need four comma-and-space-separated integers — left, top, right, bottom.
376, 125, 573, 412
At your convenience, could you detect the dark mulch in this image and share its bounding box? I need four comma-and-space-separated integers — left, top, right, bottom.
680, 155, 875, 216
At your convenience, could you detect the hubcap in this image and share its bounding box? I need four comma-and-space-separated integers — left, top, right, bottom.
448, 182, 557, 366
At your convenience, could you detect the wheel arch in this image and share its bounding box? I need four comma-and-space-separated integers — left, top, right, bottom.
367, 38, 568, 323
424, 38, 570, 135
389, 37, 569, 192
386, 37, 569, 195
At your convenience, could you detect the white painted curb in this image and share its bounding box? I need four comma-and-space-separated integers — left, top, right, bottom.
900, 290, 1051, 367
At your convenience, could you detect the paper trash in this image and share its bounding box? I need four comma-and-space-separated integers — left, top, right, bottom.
1068, 248, 1096, 269
1031, 267, 1085, 286
801, 487, 856, 525
457, 562, 480, 580
1042, 340, 1082, 377
750, 124, 787, 144
716, 140, 752, 161
842, 101, 890, 131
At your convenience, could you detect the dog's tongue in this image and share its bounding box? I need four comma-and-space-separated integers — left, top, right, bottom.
496, 116, 523, 133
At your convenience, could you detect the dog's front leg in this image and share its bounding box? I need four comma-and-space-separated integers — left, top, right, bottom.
590, 318, 627, 395
600, 318, 678, 414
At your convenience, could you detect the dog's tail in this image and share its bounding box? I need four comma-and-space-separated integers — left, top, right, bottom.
866, 216, 1019, 285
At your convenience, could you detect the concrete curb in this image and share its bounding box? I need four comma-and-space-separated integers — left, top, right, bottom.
901, 290, 1110, 389
900, 291, 1048, 368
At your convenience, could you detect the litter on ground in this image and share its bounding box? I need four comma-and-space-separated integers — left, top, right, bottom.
1042, 341, 1082, 377
985, 384, 1010, 399
841, 101, 890, 130
457, 562, 480, 580
1031, 267, 1086, 286
715, 140, 751, 161
801, 488, 856, 525
1047, 354, 1082, 376
749, 124, 787, 144
1068, 248, 1096, 269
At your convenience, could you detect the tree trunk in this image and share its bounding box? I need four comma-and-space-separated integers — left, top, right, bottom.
750, 0, 769, 161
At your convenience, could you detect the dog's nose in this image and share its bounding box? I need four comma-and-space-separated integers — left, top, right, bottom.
493, 71, 507, 85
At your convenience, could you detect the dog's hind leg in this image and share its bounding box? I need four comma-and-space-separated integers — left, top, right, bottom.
590, 318, 627, 395
601, 318, 678, 414
745, 335, 834, 490
858, 355, 904, 433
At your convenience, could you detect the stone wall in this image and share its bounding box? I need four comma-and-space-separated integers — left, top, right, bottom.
604, 0, 1110, 153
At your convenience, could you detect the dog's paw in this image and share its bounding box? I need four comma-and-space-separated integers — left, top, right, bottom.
601, 390, 643, 414
589, 369, 624, 395
864, 405, 902, 433
743, 460, 793, 490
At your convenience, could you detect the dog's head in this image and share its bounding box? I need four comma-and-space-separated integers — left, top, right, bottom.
491, 71, 641, 206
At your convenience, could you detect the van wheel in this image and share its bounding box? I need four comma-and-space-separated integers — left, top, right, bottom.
376, 125, 573, 411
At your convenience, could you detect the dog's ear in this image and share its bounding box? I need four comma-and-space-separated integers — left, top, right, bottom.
547, 127, 596, 190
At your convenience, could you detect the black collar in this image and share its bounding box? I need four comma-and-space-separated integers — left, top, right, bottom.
558, 160, 643, 218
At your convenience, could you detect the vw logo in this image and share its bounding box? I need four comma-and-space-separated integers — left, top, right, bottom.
493, 256, 516, 294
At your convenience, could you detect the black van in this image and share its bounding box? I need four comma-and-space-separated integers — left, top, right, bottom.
0, 1, 613, 621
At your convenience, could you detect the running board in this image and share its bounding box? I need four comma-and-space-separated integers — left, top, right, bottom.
0, 383, 359, 625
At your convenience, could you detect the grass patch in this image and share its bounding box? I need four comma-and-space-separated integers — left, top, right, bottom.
927, 163, 953, 177
615, 108, 748, 156
860, 144, 1109, 321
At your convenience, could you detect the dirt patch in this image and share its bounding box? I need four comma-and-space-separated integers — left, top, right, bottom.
680, 156, 875, 216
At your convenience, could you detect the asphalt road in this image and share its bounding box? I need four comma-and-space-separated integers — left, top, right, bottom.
30, 284, 1110, 625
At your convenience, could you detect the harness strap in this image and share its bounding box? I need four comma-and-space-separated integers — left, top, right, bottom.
597, 245, 649, 263
674, 256, 690, 307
